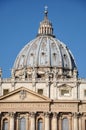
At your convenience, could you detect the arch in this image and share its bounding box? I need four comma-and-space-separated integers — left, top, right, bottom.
19, 117, 26, 130
62, 118, 69, 130
38, 118, 43, 130
3, 118, 8, 130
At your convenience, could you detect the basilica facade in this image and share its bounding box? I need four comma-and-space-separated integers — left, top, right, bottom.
0, 8, 86, 130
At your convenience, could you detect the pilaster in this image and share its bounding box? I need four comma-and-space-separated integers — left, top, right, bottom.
30, 112, 35, 130
73, 112, 79, 130
9, 112, 15, 130
68, 114, 72, 130
78, 113, 82, 130
44, 112, 50, 130
52, 112, 58, 130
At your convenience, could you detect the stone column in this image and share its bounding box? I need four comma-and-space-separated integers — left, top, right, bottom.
9, 112, 15, 130
26, 113, 29, 130
59, 116, 62, 130
0, 112, 1, 129
44, 112, 50, 130
68, 114, 72, 130
16, 115, 19, 130
79, 113, 82, 130
30, 112, 35, 130
82, 115, 85, 130
52, 112, 57, 130
73, 113, 78, 130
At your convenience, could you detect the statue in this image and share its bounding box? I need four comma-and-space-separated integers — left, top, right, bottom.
11, 68, 15, 78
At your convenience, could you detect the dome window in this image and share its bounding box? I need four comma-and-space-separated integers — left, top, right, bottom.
31, 53, 33, 56
53, 52, 56, 56
41, 50, 45, 55
42, 52, 45, 55
22, 54, 25, 57
63, 54, 66, 58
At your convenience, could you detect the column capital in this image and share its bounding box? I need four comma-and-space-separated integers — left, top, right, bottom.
25, 113, 29, 119
52, 112, 59, 118
59, 112, 63, 119
73, 112, 81, 118
44, 112, 50, 118
9, 112, 15, 118
30, 112, 36, 117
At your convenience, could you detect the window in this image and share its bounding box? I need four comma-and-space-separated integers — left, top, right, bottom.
3, 119, 8, 130
84, 90, 86, 96
62, 118, 69, 130
38, 89, 43, 95
19, 118, 26, 130
3, 89, 9, 95
61, 89, 70, 96
37, 74, 41, 78
38, 119, 43, 130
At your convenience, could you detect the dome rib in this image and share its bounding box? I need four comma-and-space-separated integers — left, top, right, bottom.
36, 36, 44, 67
52, 38, 63, 67
25, 37, 39, 67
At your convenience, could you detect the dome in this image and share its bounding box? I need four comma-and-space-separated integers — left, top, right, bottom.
12, 8, 77, 78
13, 36, 76, 70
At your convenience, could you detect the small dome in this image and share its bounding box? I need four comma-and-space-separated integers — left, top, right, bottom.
13, 9, 77, 78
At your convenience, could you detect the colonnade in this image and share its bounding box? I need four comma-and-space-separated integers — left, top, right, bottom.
0, 112, 85, 130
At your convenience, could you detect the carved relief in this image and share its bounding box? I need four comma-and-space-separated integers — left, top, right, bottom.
19, 90, 27, 100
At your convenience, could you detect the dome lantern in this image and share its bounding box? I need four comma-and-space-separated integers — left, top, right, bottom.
38, 7, 54, 37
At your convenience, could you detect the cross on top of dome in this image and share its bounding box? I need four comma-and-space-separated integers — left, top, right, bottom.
44, 5, 48, 19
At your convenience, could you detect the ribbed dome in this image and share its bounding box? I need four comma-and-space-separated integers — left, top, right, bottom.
13, 8, 77, 78
13, 36, 76, 70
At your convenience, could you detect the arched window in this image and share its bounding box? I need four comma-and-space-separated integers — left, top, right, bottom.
3, 119, 8, 130
62, 118, 69, 130
19, 117, 26, 130
38, 118, 43, 130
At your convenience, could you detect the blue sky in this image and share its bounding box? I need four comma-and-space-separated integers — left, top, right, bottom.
0, 0, 86, 78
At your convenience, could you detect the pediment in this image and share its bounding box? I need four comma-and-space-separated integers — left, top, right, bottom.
0, 87, 50, 102
57, 83, 75, 88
